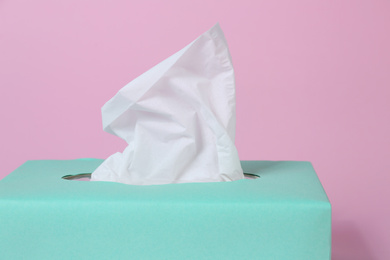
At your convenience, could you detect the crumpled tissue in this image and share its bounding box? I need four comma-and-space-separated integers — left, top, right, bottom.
91, 23, 244, 185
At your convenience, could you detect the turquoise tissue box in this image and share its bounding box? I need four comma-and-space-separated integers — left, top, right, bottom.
0, 159, 331, 259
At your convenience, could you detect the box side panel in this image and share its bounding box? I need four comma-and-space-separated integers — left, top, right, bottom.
0, 200, 331, 260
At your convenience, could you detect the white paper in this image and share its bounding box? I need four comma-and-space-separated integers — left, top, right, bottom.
91, 23, 244, 185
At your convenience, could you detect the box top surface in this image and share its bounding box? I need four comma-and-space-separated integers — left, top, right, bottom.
0, 159, 329, 205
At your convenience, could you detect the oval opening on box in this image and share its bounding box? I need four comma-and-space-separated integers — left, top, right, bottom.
62, 173, 91, 181
62, 172, 260, 181
243, 173, 260, 179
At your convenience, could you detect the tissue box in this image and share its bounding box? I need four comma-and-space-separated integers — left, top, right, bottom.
0, 159, 331, 260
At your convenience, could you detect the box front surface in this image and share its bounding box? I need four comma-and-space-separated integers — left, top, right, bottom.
0, 159, 331, 260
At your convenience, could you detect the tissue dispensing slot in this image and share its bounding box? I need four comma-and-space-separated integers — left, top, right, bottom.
243, 173, 260, 179
62, 173, 91, 181
62, 173, 259, 181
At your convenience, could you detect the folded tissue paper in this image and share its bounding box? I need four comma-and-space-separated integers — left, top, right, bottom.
91, 23, 244, 185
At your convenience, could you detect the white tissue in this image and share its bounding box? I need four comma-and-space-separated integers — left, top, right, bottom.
91, 23, 244, 185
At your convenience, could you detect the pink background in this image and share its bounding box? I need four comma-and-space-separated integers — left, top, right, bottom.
1, 1, 389, 258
